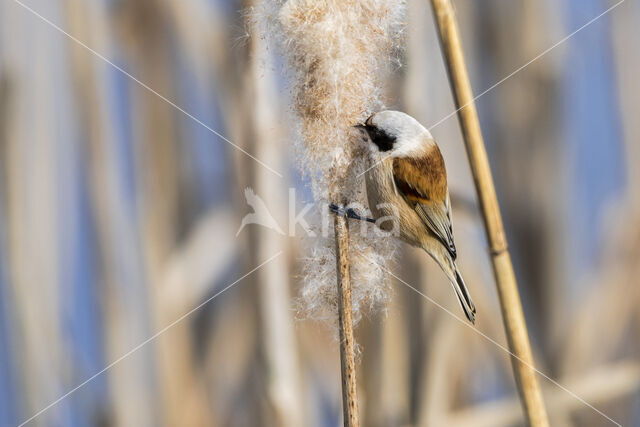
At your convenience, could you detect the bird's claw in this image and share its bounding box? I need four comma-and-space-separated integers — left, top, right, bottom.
328, 204, 376, 223
328, 203, 346, 217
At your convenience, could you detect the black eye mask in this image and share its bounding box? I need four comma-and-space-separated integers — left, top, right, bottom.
363, 125, 395, 152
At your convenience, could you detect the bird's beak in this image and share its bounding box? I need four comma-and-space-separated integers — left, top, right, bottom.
353, 123, 366, 130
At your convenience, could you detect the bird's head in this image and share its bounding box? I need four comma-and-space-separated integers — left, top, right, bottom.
354, 110, 434, 158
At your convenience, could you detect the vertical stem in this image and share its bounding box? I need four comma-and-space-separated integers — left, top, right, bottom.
334, 214, 360, 427
429, 1, 550, 426
63, 2, 160, 423
247, 6, 302, 424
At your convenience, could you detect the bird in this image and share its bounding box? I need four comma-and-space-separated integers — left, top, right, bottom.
355, 110, 476, 324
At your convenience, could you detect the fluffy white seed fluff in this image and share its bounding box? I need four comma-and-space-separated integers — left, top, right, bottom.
256, 0, 406, 327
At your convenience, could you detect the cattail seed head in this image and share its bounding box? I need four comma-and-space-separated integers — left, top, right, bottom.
256, 0, 406, 326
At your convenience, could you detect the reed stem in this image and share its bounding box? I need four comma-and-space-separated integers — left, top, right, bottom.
429, 1, 550, 425
334, 213, 360, 427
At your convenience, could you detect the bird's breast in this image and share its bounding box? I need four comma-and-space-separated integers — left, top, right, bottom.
364, 159, 427, 247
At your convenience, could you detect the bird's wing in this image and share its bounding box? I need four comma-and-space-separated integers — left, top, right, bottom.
393, 153, 457, 259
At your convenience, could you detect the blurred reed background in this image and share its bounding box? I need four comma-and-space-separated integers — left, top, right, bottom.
0, 0, 639, 426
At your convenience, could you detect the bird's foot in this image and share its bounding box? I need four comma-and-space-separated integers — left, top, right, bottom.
328, 204, 376, 223
328, 203, 345, 216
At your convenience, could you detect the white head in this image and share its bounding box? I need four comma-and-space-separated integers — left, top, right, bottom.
356, 110, 434, 157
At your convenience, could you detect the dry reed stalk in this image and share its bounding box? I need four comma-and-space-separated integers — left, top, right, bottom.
611, 1, 640, 205
63, 2, 160, 424
429, 0, 549, 425
361, 272, 410, 426
246, 6, 302, 424
334, 214, 359, 427
3, 38, 67, 424
417, 316, 460, 425
114, 2, 209, 426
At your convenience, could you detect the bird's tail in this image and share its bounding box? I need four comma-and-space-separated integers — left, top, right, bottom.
423, 247, 477, 324
451, 266, 476, 324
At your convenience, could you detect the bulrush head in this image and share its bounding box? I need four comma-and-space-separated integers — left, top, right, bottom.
258, 1, 406, 326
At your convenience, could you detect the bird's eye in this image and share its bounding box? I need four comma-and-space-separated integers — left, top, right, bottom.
365, 126, 395, 152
